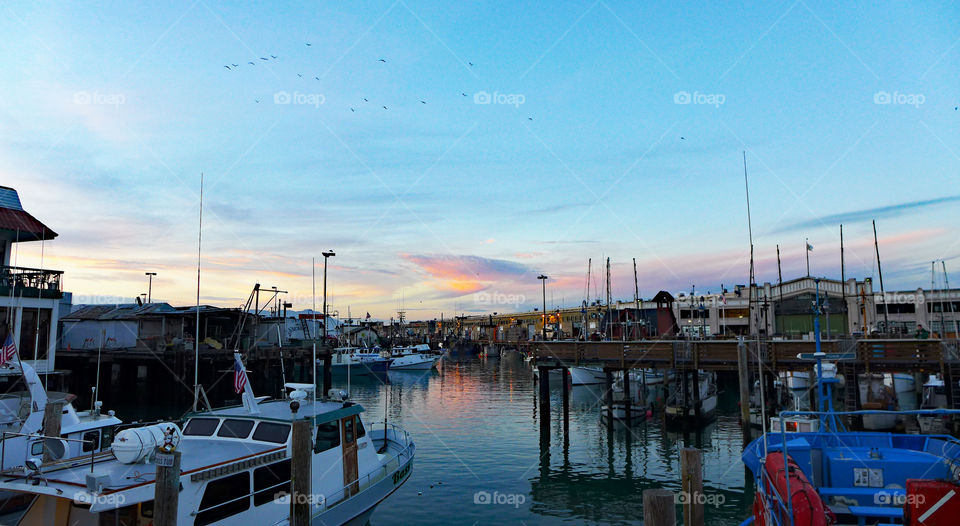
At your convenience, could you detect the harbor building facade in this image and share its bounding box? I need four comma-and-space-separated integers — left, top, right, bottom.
0, 186, 63, 373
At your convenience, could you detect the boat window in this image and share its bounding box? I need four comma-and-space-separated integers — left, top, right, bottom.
314, 422, 340, 453
140, 500, 154, 518
216, 419, 255, 439
183, 418, 220, 436
252, 422, 291, 444
195, 472, 250, 526
356, 419, 365, 439
343, 418, 355, 443
30, 442, 42, 456
81, 430, 100, 452
253, 459, 291, 506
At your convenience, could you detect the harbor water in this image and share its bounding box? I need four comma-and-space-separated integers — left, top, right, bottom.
105, 351, 752, 525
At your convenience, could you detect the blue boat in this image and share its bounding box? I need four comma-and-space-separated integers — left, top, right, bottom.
742, 279, 960, 526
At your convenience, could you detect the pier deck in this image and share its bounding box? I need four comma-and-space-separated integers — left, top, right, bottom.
525, 339, 958, 373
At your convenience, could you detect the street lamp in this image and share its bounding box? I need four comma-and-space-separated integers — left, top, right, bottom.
322, 251, 335, 346
538, 275, 548, 340
145, 272, 157, 303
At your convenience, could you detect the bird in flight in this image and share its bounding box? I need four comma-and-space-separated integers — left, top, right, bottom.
680, 137, 685, 140
260, 57, 269, 61
420, 100, 426, 104
306, 43, 312, 46
224, 65, 231, 70
350, 108, 355, 112
270, 55, 277, 59
255, 98, 260, 103
383, 105, 388, 109
468, 62, 474, 66
461, 92, 467, 97
528, 117, 533, 121
378, 58, 387, 63
297, 73, 303, 78
363, 98, 368, 102
248, 61, 255, 65
231, 63, 238, 67
314, 76, 320, 81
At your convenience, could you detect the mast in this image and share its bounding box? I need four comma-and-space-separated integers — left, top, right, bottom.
605, 257, 612, 340
776, 245, 783, 303
193, 173, 203, 413
873, 220, 889, 332
633, 258, 640, 340
943, 261, 959, 339
840, 224, 846, 335
936, 261, 947, 339
743, 151, 756, 336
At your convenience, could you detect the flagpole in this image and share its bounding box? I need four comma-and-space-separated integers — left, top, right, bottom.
806, 238, 811, 277
193, 173, 203, 413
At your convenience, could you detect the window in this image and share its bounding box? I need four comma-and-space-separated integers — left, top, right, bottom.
30, 442, 42, 456
252, 422, 291, 444
82, 430, 100, 452
356, 419, 365, 439
216, 419, 254, 439
343, 418, 355, 443
314, 421, 340, 453
140, 501, 154, 518
183, 418, 219, 436
253, 460, 290, 506
195, 472, 250, 526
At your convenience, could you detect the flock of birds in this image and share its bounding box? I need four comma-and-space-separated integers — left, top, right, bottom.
224, 43, 534, 120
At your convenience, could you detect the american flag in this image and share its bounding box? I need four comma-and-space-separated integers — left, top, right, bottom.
233, 353, 248, 394
1, 334, 16, 366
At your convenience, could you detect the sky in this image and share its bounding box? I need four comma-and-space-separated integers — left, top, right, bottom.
2, 1, 959, 319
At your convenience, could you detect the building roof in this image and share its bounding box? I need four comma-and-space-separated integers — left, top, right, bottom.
63, 303, 181, 321
0, 187, 57, 242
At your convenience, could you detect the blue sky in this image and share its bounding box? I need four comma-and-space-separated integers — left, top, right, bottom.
2, 1, 958, 318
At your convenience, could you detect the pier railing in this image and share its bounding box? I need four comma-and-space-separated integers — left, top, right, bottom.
0, 265, 63, 299
532, 338, 957, 372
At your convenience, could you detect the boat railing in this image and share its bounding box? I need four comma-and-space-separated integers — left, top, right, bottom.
0, 431, 98, 474
756, 457, 793, 526
311, 422, 414, 514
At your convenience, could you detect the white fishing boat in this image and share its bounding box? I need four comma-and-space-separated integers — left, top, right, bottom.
328, 347, 392, 374
0, 356, 414, 526
0, 360, 121, 476
665, 371, 718, 426
389, 344, 439, 371
859, 372, 899, 430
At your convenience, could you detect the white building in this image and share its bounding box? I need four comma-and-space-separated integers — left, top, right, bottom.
0, 186, 61, 372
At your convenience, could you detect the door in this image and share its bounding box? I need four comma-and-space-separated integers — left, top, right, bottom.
341, 416, 359, 496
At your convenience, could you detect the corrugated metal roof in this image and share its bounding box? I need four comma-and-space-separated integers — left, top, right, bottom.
0, 187, 23, 211
64, 303, 181, 321
0, 208, 57, 241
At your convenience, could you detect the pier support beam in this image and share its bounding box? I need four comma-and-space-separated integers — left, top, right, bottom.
291, 419, 312, 526
561, 367, 570, 432
154, 448, 181, 526
643, 489, 677, 526
623, 368, 632, 425
737, 339, 753, 444
681, 448, 704, 526
538, 367, 550, 429
605, 370, 614, 423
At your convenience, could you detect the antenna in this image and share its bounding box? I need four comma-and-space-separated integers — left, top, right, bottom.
193, 173, 203, 413
840, 224, 846, 335
873, 220, 889, 332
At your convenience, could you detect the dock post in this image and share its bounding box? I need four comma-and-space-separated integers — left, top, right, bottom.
691, 370, 702, 422
681, 448, 704, 526
538, 367, 550, 428
623, 368, 632, 425
291, 419, 312, 526
643, 489, 677, 526
737, 339, 753, 443
42, 401, 64, 462
561, 367, 570, 432
605, 370, 614, 422
153, 448, 181, 526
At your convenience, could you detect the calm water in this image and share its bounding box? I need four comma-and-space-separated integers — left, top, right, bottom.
109, 352, 753, 525
346, 353, 750, 525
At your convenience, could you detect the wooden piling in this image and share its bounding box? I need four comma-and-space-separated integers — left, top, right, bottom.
42, 401, 64, 462
322, 354, 332, 395
737, 339, 753, 443
623, 368, 632, 425
153, 448, 181, 526
291, 419, 312, 526
681, 448, 704, 526
538, 367, 550, 428
642, 488, 677, 526
605, 370, 614, 422
561, 367, 570, 432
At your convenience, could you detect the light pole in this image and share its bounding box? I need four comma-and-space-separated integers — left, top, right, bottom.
538, 275, 548, 340
322, 251, 335, 347
145, 272, 157, 303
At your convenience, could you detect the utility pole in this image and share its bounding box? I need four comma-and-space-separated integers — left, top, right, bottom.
322, 251, 336, 346
538, 275, 548, 340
